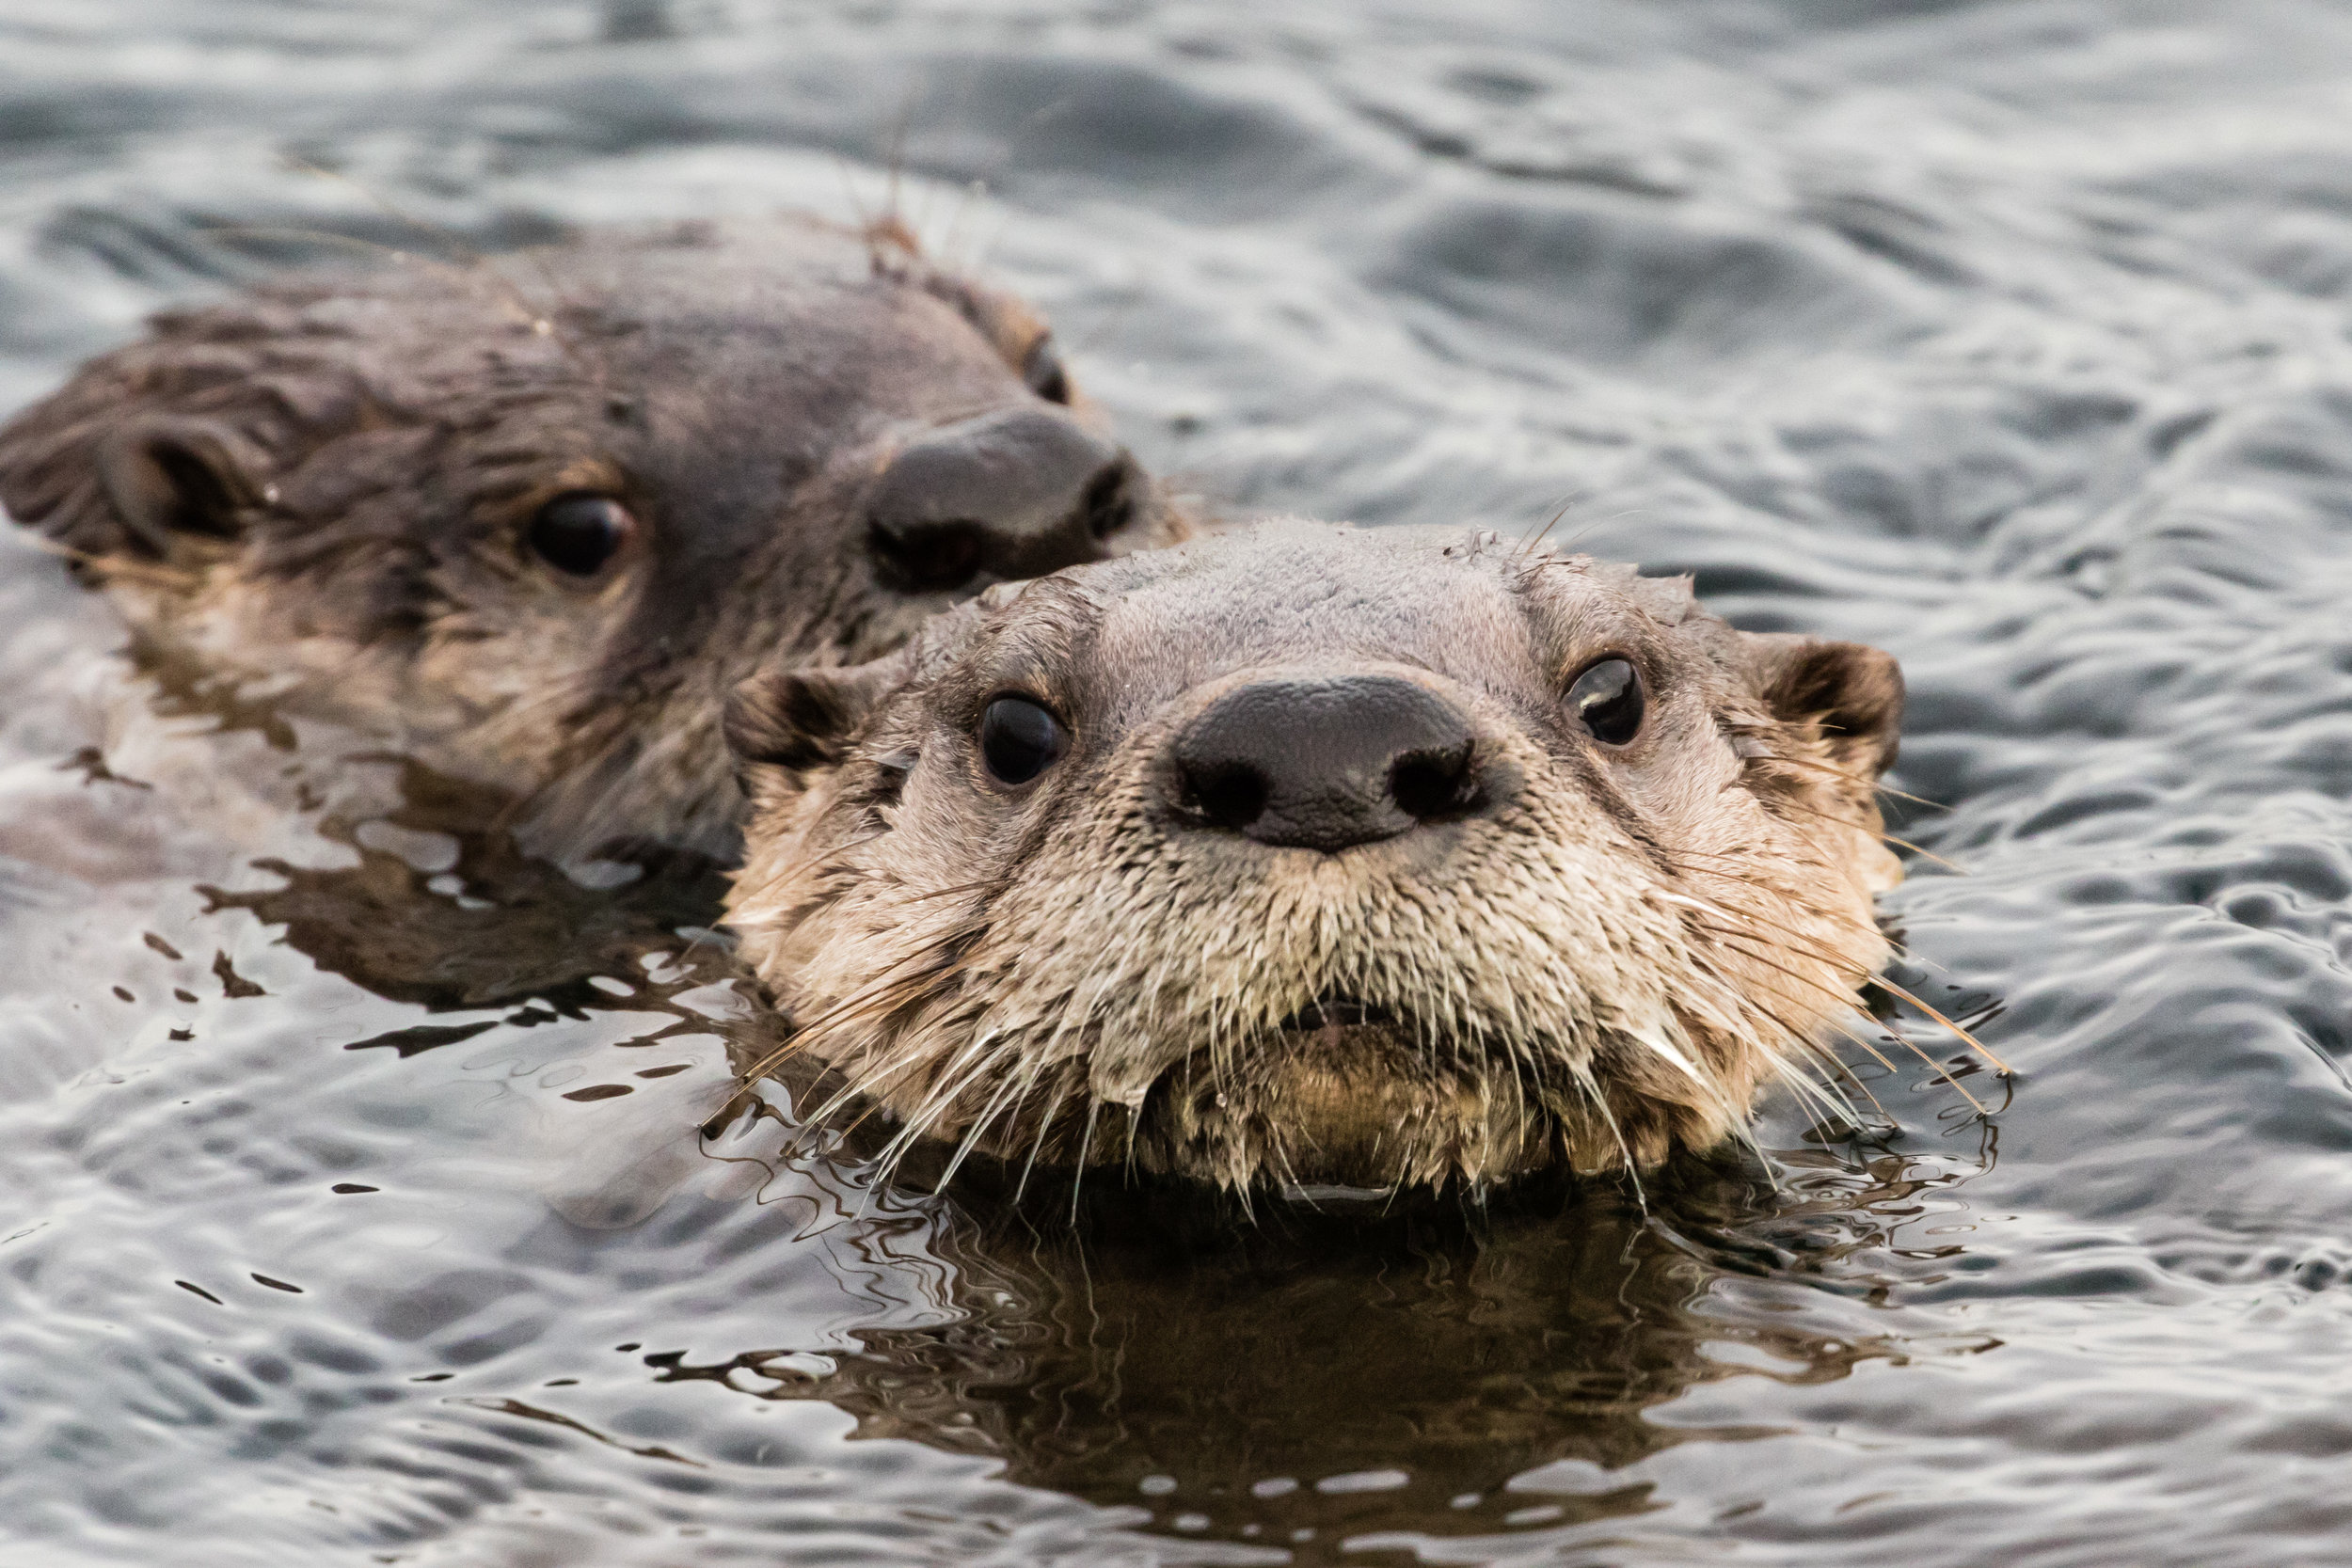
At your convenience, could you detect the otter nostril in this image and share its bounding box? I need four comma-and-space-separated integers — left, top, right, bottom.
864, 410, 1130, 591
1167, 675, 1484, 852
869, 519, 986, 594
1183, 760, 1271, 832
1081, 462, 1137, 541
1388, 742, 1479, 823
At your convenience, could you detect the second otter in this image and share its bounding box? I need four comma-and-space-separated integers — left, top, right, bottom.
724, 523, 1908, 1196
0, 216, 1184, 861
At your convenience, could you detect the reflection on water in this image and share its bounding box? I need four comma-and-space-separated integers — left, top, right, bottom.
10, 1, 2352, 1563
205, 757, 733, 1016
653, 1175, 1928, 1556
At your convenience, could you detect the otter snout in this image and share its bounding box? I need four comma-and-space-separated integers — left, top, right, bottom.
1168, 674, 1488, 852
866, 407, 1143, 593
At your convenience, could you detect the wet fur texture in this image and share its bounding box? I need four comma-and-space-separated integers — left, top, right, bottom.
0, 215, 1182, 862
726, 523, 1905, 1196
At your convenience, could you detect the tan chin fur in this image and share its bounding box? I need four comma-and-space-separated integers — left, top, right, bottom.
1143, 1023, 1557, 1192
729, 668, 1894, 1197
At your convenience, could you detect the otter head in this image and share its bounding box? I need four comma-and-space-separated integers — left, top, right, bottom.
0, 215, 1184, 859
724, 522, 1905, 1198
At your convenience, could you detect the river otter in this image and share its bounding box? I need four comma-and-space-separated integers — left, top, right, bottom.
0, 215, 1183, 863
723, 522, 1907, 1196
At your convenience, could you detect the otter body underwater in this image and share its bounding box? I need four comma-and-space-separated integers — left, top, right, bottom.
0, 215, 1183, 863
723, 521, 1914, 1196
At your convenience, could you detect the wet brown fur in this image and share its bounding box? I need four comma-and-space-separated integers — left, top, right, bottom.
0, 214, 1184, 861
725, 522, 1906, 1196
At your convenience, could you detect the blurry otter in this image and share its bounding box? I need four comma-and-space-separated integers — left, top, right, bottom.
0, 214, 1184, 867
723, 521, 1908, 1196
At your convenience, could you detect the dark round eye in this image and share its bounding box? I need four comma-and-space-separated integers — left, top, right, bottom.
528, 493, 635, 577
1567, 657, 1645, 745
978, 696, 1070, 785
1022, 337, 1071, 405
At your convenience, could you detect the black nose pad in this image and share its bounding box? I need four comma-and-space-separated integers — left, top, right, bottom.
1169, 676, 1486, 853
866, 407, 1142, 593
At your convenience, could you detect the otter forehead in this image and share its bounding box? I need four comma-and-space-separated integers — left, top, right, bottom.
960, 522, 1692, 732
1095, 525, 1537, 679
577, 252, 1035, 418
351, 224, 1051, 451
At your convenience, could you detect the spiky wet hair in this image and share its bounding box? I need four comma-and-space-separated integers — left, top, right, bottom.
725, 522, 1914, 1198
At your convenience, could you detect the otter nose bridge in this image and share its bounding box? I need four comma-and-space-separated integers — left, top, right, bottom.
866, 407, 1139, 592
1168, 675, 1483, 852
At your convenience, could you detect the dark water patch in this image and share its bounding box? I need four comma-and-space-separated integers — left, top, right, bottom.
910, 53, 1371, 218
204, 759, 732, 1014
1370, 189, 1918, 372
346, 1020, 501, 1059
630, 1177, 1905, 1554
1802, 189, 1978, 287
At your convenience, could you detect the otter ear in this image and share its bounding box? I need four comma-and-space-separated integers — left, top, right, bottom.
0, 404, 270, 560
725, 651, 914, 793
94, 416, 269, 552
1745, 634, 1905, 777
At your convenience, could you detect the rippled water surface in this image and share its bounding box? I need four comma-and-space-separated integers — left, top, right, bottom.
9, 2, 2352, 1563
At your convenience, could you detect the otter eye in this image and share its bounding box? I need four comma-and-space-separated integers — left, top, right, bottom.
1567, 657, 1644, 745
529, 493, 635, 577
978, 696, 1069, 785
1022, 338, 1071, 405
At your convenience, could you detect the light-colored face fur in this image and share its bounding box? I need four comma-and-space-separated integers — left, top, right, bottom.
725, 522, 1905, 1196
0, 216, 1183, 862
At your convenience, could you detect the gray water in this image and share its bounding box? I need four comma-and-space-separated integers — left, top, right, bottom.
7, 2, 2352, 1563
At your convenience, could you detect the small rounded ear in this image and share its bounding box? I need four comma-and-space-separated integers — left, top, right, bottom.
94, 416, 269, 555
0, 403, 271, 561
724, 651, 914, 790
1746, 634, 1905, 777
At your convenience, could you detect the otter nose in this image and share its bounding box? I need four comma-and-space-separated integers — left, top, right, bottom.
1169, 675, 1484, 853
866, 407, 1141, 593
